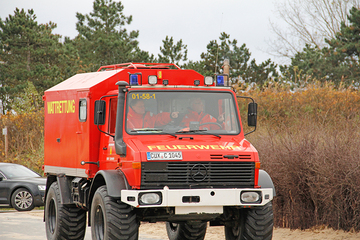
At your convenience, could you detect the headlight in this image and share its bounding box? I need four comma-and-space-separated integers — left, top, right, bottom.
139, 192, 162, 205
241, 191, 261, 203
38, 185, 46, 191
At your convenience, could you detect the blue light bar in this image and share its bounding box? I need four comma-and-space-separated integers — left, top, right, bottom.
216, 75, 225, 86
130, 74, 139, 85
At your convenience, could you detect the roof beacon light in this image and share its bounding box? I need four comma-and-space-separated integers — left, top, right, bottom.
204, 76, 214, 86
129, 74, 139, 85
148, 75, 158, 85
216, 75, 225, 86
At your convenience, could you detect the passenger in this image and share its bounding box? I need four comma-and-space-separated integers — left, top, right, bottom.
127, 99, 178, 130
181, 97, 224, 130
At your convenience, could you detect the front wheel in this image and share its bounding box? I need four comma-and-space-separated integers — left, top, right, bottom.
91, 186, 139, 240
11, 188, 34, 211
225, 202, 274, 240
166, 221, 207, 240
45, 182, 86, 240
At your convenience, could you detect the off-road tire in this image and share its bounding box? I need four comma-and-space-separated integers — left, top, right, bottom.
91, 185, 139, 240
11, 188, 35, 211
225, 202, 274, 240
166, 221, 207, 240
45, 182, 86, 240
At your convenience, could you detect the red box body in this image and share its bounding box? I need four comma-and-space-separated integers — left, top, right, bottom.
43, 66, 209, 178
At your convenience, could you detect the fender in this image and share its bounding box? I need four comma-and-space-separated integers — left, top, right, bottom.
258, 169, 276, 196
58, 174, 72, 204
89, 170, 130, 200
87, 170, 130, 226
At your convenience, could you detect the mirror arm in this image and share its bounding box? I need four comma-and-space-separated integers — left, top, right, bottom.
237, 95, 255, 104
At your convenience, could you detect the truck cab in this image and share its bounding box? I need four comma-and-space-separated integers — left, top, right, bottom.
43, 63, 275, 240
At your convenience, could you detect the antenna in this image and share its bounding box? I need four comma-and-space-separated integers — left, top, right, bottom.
214, 13, 224, 74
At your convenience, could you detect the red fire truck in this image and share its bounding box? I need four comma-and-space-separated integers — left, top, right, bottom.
43, 63, 275, 240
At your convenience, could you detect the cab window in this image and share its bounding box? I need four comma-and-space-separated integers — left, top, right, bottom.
109, 98, 117, 133
79, 99, 87, 122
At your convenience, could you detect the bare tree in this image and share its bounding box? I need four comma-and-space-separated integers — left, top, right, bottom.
268, 0, 360, 59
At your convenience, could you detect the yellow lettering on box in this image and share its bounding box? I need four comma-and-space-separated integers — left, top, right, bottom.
47, 100, 76, 114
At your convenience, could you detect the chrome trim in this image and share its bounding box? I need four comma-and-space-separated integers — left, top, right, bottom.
44, 166, 87, 178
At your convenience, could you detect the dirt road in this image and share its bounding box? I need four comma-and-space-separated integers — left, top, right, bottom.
139, 221, 360, 240
1, 210, 360, 240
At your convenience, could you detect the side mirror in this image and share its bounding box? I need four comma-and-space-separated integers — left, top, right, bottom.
0, 176, 3, 181
248, 102, 257, 127
94, 100, 106, 125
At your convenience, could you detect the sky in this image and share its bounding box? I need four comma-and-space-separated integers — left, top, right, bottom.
0, 0, 287, 65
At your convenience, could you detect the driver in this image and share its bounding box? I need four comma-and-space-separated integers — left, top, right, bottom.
127, 99, 178, 130
181, 97, 224, 130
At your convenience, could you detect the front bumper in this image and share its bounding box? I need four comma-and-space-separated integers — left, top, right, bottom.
121, 188, 273, 214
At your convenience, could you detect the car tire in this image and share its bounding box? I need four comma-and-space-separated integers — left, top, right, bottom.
45, 182, 86, 240
91, 185, 139, 240
11, 188, 35, 211
166, 221, 207, 240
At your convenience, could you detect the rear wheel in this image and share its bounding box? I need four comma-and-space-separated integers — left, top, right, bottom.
11, 188, 34, 211
45, 182, 86, 240
166, 221, 207, 240
225, 202, 274, 240
91, 186, 139, 240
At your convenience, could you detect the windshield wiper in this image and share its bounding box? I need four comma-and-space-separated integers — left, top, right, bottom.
131, 128, 177, 138
175, 129, 221, 138
176, 129, 207, 133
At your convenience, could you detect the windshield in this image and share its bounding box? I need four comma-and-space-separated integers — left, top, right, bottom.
0, 164, 40, 179
126, 90, 240, 135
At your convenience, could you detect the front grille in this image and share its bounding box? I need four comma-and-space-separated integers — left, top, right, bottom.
141, 161, 255, 189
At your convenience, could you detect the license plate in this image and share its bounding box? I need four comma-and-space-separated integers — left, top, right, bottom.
146, 152, 183, 160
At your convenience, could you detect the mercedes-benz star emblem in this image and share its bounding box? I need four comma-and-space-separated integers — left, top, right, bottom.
190, 164, 208, 182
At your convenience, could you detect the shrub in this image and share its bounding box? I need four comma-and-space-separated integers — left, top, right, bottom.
255, 120, 360, 230
238, 83, 360, 230
0, 110, 44, 174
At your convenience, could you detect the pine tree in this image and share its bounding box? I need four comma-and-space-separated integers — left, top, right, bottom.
74, 0, 151, 71
0, 8, 65, 113
190, 32, 278, 86
281, 7, 360, 86
326, 7, 360, 84
158, 36, 188, 66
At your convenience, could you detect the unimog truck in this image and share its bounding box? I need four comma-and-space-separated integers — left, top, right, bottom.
43, 62, 275, 240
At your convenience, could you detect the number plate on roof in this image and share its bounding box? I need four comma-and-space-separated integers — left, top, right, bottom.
146, 152, 183, 160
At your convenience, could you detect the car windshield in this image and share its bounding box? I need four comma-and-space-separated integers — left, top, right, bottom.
0, 165, 40, 179
126, 90, 240, 135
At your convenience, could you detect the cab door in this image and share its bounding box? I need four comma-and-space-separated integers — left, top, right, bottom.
98, 97, 118, 170
76, 92, 98, 177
